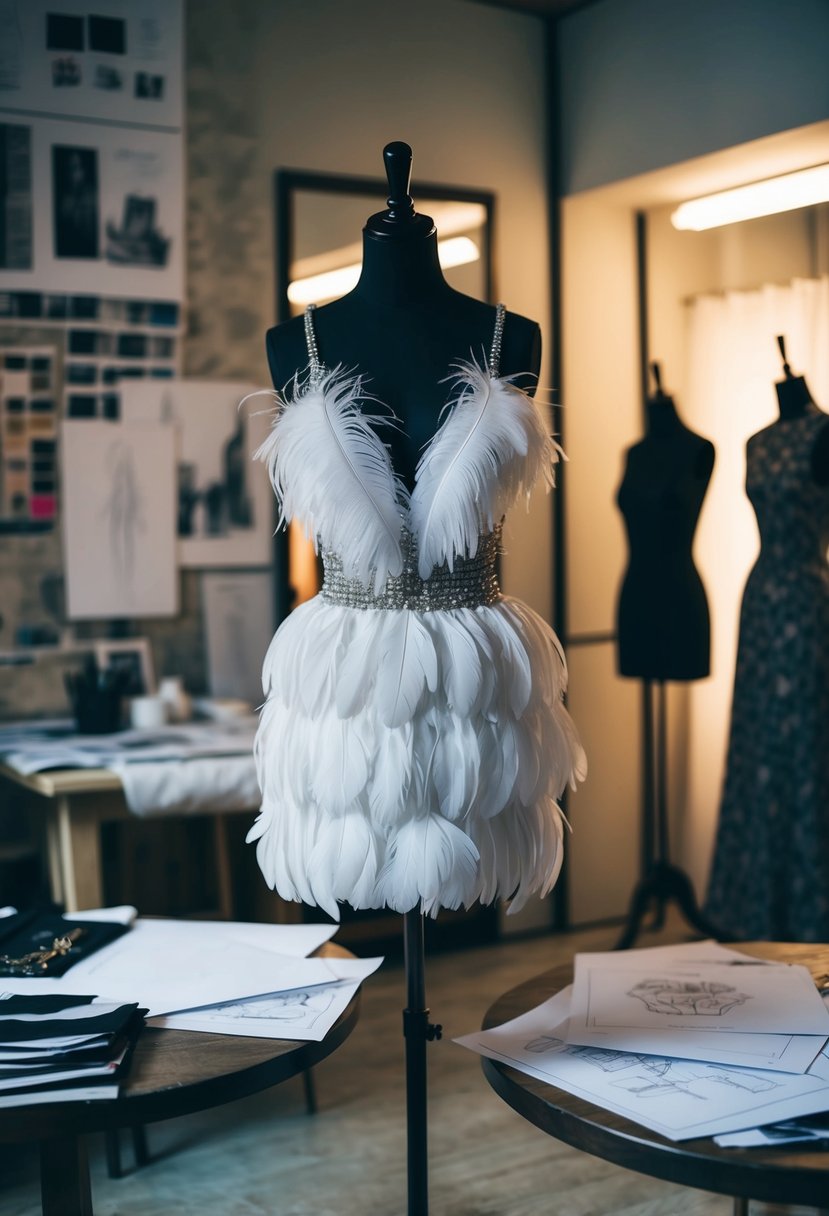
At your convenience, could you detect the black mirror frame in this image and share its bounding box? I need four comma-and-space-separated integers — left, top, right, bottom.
274, 168, 496, 323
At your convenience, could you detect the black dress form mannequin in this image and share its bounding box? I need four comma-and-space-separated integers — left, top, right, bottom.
706, 338, 829, 941
266, 143, 542, 1216
614, 364, 719, 949
267, 144, 540, 492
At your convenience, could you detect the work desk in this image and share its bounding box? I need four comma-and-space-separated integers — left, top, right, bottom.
0, 763, 253, 915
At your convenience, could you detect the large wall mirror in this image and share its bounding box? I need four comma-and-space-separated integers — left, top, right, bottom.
275, 169, 493, 322
273, 170, 495, 616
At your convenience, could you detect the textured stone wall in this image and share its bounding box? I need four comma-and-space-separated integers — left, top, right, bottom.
1, 0, 549, 722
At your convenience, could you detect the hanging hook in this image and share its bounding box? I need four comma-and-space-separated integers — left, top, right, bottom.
650, 361, 664, 396
776, 335, 793, 378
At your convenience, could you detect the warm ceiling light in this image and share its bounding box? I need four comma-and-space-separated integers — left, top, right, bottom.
671, 164, 829, 231
288, 236, 480, 306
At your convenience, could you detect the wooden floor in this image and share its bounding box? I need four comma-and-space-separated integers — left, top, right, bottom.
1, 914, 823, 1215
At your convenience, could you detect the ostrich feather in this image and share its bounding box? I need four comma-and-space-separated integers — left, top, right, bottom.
484, 605, 533, 717
432, 713, 479, 820
503, 597, 568, 707
308, 812, 379, 920
477, 716, 519, 818
368, 721, 414, 826
411, 361, 564, 579
507, 800, 566, 913
255, 367, 407, 594
375, 611, 438, 729
432, 611, 484, 716
335, 608, 384, 718
309, 711, 371, 814
247, 795, 320, 910
375, 814, 480, 915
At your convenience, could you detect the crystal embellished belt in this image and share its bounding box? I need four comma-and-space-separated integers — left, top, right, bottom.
320, 527, 502, 611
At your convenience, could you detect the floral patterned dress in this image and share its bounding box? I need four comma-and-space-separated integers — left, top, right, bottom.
706, 406, 829, 940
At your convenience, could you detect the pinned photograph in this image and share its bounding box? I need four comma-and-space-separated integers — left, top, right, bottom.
0, 124, 32, 271
52, 145, 99, 259
106, 195, 169, 268
94, 64, 123, 91
51, 57, 81, 87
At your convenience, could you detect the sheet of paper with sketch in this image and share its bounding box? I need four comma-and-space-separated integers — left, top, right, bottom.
455, 988, 829, 1142
566, 960, 829, 1054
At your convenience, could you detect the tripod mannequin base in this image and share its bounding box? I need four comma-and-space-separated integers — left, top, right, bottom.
615, 860, 724, 950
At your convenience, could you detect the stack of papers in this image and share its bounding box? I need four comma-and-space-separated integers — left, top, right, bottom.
0, 717, 258, 775
457, 941, 829, 1142
0, 993, 144, 1108
2, 917, 382, 1044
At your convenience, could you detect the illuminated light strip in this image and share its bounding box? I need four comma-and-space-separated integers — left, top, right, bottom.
287, 236, 480, 306
671, 164, 829, 232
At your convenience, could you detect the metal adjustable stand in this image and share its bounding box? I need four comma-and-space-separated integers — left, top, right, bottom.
615, 679, 722, 950
402, 910, 442, 1216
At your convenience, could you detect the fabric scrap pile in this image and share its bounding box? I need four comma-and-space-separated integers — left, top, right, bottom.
0, 993, 144, 1108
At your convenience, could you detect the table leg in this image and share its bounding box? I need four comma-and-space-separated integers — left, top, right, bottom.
44, 813, 65, 906
213, 815, 234, 919
732, 1199, 749, 1216
56, 796, 103, 913
40, 1135, 93, 1216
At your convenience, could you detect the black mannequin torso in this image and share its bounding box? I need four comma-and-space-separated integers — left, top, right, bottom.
774, 372, 829, 487
267, 147, 540, 491
616, 389, 715, 681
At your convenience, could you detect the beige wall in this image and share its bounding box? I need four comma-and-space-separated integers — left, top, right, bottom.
185, 0, 552, 618
559, 0, 829, 193
561, 194, 642, 923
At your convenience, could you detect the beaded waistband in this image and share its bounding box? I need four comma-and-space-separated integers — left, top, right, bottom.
320, 527, 502, 611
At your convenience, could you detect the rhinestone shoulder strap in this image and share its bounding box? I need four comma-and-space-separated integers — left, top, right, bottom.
305, 300, 506, 380
489, 302, 506, 378
303, 304, 324, 386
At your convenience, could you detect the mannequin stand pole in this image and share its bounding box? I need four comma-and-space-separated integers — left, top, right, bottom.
616, 680, 722, 950
402, 910, 441, 1216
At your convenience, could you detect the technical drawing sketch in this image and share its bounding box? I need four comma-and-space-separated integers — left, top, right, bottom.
627, 977, 751, 1017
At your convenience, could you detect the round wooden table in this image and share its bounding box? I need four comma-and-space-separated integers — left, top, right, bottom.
481, 942, 829, 1214
0, 943, 361, 1216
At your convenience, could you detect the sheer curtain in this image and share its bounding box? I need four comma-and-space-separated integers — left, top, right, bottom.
682, 276, 829, 890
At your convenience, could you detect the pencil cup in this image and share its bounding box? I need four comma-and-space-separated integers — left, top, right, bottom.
130, 695, 169, 730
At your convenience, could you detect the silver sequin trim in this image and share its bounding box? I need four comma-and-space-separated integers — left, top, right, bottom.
489, 302, 506, 377
304, 304, 324, 387
321, 527, 502, 611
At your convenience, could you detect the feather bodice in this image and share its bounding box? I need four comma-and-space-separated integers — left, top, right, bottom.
256, 359, 563, 594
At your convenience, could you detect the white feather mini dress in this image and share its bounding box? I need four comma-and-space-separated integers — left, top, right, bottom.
248, 304, 586, 919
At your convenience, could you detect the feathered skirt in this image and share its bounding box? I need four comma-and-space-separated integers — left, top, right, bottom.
249, 594, 585, 919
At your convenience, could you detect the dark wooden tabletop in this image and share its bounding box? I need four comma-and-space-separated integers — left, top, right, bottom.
481, 941, 829, 1207
0, 942, 360, 1141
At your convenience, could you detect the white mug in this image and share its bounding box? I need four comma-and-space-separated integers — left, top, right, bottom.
158, 675, 192, 722
130, 694, 169, 730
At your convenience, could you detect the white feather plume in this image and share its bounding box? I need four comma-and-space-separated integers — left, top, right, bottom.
375, 611, 438, 729
308, 812, 379, 920
432, 713, 479, 820
411, 361, 564, 579
309, 711, 370, 814
255, 367, 407, 594
374, 813, 480, 915
335, 608, 383, 719
368, 721, 414, 827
